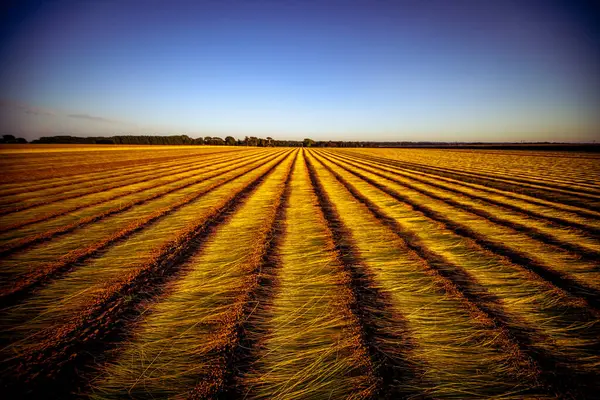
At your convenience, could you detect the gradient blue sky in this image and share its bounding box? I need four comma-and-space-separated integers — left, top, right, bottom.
1, 0, 599, 142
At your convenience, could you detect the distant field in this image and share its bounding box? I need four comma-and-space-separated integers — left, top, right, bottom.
0, 145, 599, 399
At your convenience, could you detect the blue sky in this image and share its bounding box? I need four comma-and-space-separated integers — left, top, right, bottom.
1, 0, 599, 142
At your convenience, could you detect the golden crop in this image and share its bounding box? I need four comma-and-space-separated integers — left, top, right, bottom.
0, 144, 598, 399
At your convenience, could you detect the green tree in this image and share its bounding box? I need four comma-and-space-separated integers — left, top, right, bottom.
303, 138, 315, 147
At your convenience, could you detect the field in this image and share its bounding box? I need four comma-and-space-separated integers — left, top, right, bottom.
0, 145, 599, 399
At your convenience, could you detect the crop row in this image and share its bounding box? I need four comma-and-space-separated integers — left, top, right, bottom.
0, 147, 598, 399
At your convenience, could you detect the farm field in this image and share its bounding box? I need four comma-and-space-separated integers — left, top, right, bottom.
0, 145, 599, 399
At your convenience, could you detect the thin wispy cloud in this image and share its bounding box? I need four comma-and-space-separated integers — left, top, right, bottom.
0, 100, 55, 116
67, 113, 119, 123
0, 99, 141, 140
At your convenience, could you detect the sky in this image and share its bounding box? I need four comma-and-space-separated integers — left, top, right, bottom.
0, 0, 599, 142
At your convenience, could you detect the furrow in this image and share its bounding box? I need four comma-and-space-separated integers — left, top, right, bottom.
85, 150, 298, 400
311, 150, 600, 398
0, 155, 239, 217
340, 149, 600, 198
327, 150, 600, 236
213, 150, 299, 399
0, 148, 244, 197
0, 148, 243, 185
238, 150, 377, 400
0, 151, 268, 232
0, 150, 272, 256
304, 151, 545, 398
0, 150, 253, 212
318, 152, 600, 310
305, 154, 424, 399
339, 150, 600, 212
0, 151, 202, 186
0, 150, 292, 398
0, 151, 285, 309
336, 149, 600, 220
335, 148, 600, 187
324, 151, 600, 258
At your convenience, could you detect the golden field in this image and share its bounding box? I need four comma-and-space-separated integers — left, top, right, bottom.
0, 145, 599, 399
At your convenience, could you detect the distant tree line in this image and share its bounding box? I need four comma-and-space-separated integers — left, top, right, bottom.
31, 135, 196, 145
29, 134, 361, 147
30, 134, 314, 147
27, 135, 386, 147
23, 135, 600, 151
1, 134, 28, 144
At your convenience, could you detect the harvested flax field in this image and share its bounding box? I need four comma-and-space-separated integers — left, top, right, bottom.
1, 145, 599, 399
